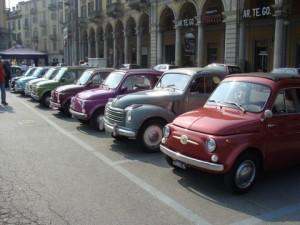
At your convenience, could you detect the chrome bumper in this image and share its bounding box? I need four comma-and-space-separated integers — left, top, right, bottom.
50, 100, 61, 110
104, 119, 136, 138
160, 144, 224, 172
69, 108, 88, 120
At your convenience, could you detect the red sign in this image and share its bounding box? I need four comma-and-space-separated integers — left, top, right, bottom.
201, 14, 223, 25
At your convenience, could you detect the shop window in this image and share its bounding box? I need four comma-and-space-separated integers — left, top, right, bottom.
255, 40, 268, 72
207, 43, 217, 64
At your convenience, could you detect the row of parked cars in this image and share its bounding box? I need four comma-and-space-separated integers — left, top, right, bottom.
11, 64, 300, 193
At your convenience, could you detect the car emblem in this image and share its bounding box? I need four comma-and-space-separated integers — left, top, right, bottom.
180, 135, 189, 145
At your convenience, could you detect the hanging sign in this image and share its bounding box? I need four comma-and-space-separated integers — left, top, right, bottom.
201, 9, 223, 25
243, 6, 273, 19
176, 17, 198, 27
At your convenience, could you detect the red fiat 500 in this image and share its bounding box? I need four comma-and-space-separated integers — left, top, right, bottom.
160, 73, 300, 193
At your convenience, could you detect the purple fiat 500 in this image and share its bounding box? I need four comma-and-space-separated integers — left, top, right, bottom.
70, 69, 162, 130
50, 68, 114, 115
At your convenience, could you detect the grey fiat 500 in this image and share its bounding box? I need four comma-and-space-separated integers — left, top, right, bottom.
104, 67, 227, 152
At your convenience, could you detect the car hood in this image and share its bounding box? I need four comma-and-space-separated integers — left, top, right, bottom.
173, 107, 261, 136
28, 78, 46, 85
36, 80, 59, 88
76, 88, 115, 100
111, 89, 182, 109
56, 84, 83, 93
18, 76, 35, 83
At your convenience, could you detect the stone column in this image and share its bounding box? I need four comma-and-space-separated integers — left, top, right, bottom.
175, 22, 182, 66
95, 37, 100, 58
113, 32, 118, 68
197, 20, 204, 67
103, 35, 108, 66
157, 27, 163, 64
124, 30, 129, 64
239, 21, 245, 71
136, 27, 142, 66
88, 37, 92, 58
224, 12, 239, 65
273, 4, 285, 69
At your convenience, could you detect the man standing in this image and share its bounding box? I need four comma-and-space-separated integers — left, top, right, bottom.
0, 60, 8, 105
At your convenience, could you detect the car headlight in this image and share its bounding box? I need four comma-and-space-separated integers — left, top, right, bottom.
206, 137, 216, 153
163, 125, 171, 138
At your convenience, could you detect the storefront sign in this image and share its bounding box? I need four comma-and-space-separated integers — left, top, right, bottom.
243, 6, 272, 19
176, 17, 198, 27
201, 8, 223, 25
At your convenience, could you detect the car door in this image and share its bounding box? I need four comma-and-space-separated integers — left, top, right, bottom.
265, 88, 300, 168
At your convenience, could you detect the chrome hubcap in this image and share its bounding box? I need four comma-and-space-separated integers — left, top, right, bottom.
143, 125, 163, 149
235, 160, 256, 189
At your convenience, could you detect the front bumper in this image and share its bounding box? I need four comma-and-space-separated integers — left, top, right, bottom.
160, 144, 224, 172
104, 118, 136, 138
70, 108, 88, 120
15, 86, 25, 93
31, 93, 41, 101
50, 100, 62, 110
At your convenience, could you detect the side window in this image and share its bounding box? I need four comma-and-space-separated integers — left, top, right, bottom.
228, 66, 241, 74
272, 88, 300, 114
205, 76, 221, 93
90, 73, 102, 84
63, 71, 76, 82
190, 77, 204, 93
122, 75, 151, 91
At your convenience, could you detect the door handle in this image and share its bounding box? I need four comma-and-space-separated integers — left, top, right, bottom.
267, 124, 277, 128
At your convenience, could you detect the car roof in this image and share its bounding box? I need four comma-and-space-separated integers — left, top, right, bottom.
206, 63, 239, 68
227, 73, 300, 81
113, 68, 162, 75
166, 67, 228, 76
86, 67, 115, 72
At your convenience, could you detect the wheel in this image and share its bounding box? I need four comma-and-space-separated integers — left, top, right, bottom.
137, 119, 165, 153
41, 92, 51, 107
89, 108, 104, 131
224, 152, 260, 194
62, 100, 71, 117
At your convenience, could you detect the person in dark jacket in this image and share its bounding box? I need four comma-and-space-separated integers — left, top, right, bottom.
0, 60, 8, 105
3, 60, 11, 88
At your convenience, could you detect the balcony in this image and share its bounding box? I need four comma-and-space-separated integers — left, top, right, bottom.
30, 8, 37, 14
88, 10, 103, 22
8, 9, 22, 19
49, 34, 57, 41
48, 3, 57, 11
128, 0, 149, 10
40, 21, 46, 27
106, 2, 123, 18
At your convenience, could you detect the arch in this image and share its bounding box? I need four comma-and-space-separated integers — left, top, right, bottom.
139, 13, 150, 67
81, 30, 88, 60
126, 16, 137, 64
115, 20, 125, 67
105, 23, 113, 67
159, 6, 176, 31
89, 27, 96, 58
96, 26, 104, 58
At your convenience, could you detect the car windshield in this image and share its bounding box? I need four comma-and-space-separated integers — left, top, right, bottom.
24, 68, 36, 77
44, 68, 59, 80
207, 81, 271, 113
155, 73, 191, 92
53, 67, 68, 81
102, 72, 124, 89
31, 68, 43, 78
76, 70, 93, 85
271, 68, 299, 75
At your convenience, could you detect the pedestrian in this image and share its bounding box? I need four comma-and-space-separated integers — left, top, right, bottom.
0, 59, 8, 105
3, 60, 11, 88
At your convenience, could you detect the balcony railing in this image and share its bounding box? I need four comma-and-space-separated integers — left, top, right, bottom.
128, 0, 149, 10
106, 2, 123, 18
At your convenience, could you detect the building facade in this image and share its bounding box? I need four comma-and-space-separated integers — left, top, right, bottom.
0, 0, 9, 51
7, 0, 65, 64
63, 0, 300, 71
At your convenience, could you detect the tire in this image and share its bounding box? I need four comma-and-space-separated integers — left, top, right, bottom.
78, 119, 88, 124
224, 152, 260, 194
41, 92, 51, 107
137, 119, 165, 153
89, 108, 104, 131
62, 100, 71, 117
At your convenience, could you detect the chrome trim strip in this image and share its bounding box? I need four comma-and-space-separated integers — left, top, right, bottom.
173, 135, 199, 146
160, 145, 224, 172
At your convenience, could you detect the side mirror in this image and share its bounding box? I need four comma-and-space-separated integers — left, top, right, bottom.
264, 110, 273, 119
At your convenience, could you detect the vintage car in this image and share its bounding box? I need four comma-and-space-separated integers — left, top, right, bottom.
70, 69, 162, 129
25, 67, 60, 96
50, 68, 114, 115
153, 64, 179, 72
15, 67, 49, 94
10, 67, 36, 92
104, 68, 228, 152
160, 73, 300, 193
204, 63, 241, 74
31, 66, 89, 107
11, 65, 23, 78
271, 67, 300, 75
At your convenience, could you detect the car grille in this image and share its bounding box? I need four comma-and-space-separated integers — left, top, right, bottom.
105, 106, 125, 125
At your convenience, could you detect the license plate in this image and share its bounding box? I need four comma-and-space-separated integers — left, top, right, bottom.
172, 160, 186, 169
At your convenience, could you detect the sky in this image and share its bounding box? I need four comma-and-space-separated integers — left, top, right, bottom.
5, 0, 25, 9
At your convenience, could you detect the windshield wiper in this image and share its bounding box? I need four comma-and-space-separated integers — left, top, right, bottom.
223, 101, 246, 113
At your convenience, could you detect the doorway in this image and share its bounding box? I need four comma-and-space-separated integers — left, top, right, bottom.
255, 40, 269, 72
